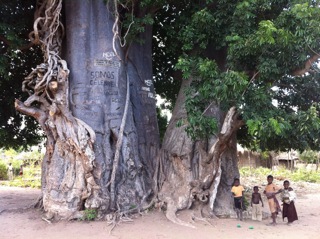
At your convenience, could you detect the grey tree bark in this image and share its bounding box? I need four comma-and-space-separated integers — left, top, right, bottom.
15, 0, 242, 222
63, 0, 160, 217
156, 77, 242, 227
16, 0, 160, 220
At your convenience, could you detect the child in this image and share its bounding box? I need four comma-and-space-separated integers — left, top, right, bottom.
251, 186, 264, 221
7, 163, 13, 181
231, 178, 245, 221
263, 175, 282, 226
19, 165, 23, 176
281, 180, 298, 225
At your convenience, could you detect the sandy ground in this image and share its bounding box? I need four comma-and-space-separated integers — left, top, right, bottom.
1, 183, 320, 239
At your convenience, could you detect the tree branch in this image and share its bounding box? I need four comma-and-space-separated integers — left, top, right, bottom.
14, 99, 47, 129
292, 54, 320, 76
0, 35, 35, 51
0, 35, 11, 46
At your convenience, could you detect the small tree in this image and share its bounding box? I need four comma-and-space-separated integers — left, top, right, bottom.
299, 150, 318, 170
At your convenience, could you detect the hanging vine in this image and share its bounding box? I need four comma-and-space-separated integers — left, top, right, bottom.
15, 0, 101, 219
15, 0, 158, 222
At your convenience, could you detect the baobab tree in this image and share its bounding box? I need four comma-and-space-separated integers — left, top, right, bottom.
153, 0, 320, 226
15, 0, 160, 220
10, 0, 320, 227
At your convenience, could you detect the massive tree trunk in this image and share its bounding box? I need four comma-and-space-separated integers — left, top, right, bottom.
16, 0, 159, 220
64, 0, 160, 216
157, 77, 242, 226
15, 0, 242, 223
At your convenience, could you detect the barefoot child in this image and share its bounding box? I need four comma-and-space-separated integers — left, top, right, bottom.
251, 186, 264, 221
7, 163, 13, 181
231, 178, 245, 221
263, 175, 282, 226
281, 180, 298, 225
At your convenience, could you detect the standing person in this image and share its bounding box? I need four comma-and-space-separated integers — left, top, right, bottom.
7, 163, 13, 181
251, 186, 264, 221
281, 180, 298, 225
19, 165, 23, 176
264, 175, 282, 226
231, 178, 245, 221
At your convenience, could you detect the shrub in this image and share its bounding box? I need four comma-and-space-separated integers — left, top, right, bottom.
0, 162, 8, 180
240, 166, 320, 183
82, 209, 97, 221
299, 150, 318, 164
0, 148, 42, 187
291, 168, 320, 183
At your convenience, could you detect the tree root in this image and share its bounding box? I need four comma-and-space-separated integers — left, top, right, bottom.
165, 210, 196, 228
165, 203, 196, 229
106, 197, 156, 234
191, 214, 216, 227
107, 212, 134, 234
32, 194, 44, 210
41, 217, 52, 224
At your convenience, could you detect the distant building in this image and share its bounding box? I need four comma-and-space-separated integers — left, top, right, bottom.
237, 145, 272, 168
274, 151, 299, 169
237, 145, 298, 169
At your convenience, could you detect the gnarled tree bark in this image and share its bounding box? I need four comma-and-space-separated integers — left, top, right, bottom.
15, 0, 243, 224
156, 78, 243, 227
16, 0, 160, 220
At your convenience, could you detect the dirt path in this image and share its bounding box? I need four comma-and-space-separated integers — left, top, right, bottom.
1, 185, 320, 239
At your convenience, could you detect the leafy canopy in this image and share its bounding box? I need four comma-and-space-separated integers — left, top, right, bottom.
0, 0, 43, 149
155, 0, 320, 152
2, 0, 320, 154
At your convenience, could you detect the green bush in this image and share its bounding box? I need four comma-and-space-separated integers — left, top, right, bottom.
0, 177, 41, 188
82, 209, 97, 221
0, 148, 42, 188
239, 166, 272, 178
0, 161, 41, 188
299, 150, 318, 164
240, 166, 320, 183
0, 162, 8, 180
1, 159, 23, 177
291, 168, 320, 183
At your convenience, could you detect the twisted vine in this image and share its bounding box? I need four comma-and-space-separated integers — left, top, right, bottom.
15, 0, 100, 218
